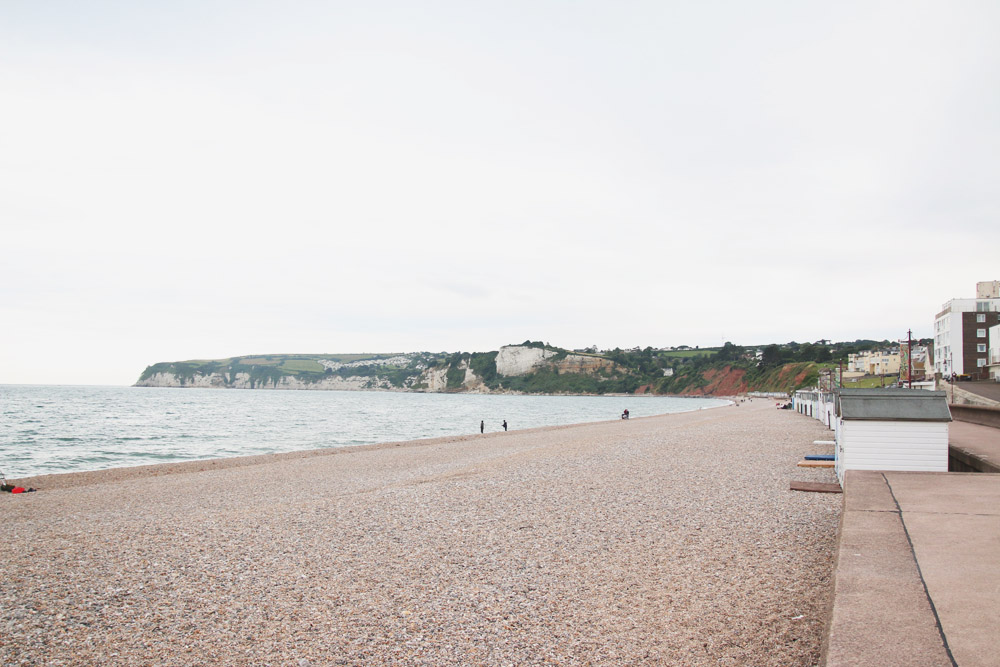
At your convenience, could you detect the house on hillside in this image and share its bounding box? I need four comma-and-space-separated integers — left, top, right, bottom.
907, 345, 934, 381
847, 349, 901, 376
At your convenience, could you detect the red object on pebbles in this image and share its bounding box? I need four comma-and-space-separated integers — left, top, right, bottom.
11, 487, 25, 494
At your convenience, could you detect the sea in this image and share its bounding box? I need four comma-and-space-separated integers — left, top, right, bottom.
0, 385, 728, 479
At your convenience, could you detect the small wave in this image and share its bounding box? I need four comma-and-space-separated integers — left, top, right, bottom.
64, 455, 116, 465
124, 451, 182, 461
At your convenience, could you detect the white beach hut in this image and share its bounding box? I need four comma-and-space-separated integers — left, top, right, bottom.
818, 392, 836, 428
834, 389, 952, 484
794, 391, 817, 418
794, 390, 836, 427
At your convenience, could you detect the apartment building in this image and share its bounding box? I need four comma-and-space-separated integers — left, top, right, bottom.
933, 281, 1000, 378
848, 349, 901, 375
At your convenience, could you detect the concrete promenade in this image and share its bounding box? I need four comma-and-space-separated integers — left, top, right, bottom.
949, 419, 1000, 473
824, 469, 1000, 666
949, 381, 1000, 405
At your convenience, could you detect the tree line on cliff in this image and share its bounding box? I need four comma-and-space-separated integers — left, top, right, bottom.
604, 338, 918, 395
137, 338, 923, 395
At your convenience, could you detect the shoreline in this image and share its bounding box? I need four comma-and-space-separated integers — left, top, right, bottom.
8, 418, 610, 490
8, 400, 736, 491
131, 382, 730, 399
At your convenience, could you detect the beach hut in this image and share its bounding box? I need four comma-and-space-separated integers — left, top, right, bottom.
818, 392, 836, 427
794, 390, 817, 417
834, 388, 952, 484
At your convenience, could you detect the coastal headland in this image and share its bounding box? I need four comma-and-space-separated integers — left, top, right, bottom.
1, 401, 840, 665
133, 342, 827, 396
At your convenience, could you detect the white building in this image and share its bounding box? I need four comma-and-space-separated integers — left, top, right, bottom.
989, 324, 1000, 381
933, 281, 1000, 377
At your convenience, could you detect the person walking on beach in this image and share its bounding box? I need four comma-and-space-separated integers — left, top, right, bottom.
480, 420, 484, 434
502, 419, 507, 432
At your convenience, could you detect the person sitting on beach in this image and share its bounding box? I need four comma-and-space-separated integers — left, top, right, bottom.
622, 409, 629, 420
2, 484, 35, 493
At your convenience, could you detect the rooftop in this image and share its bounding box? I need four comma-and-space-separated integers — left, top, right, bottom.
836, 388, 952, 421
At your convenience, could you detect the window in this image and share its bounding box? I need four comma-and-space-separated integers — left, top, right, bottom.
979, 344, 987, 353
979, 329, 987, 337
978, 359, 987, 367
978, 314, 987, 322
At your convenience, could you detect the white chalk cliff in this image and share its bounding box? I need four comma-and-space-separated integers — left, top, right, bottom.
495, 346, 556, 376
136, 371, 399, 391
135, 346, 621, 393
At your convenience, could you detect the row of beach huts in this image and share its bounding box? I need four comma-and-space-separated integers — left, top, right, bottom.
793, 388, 951, 484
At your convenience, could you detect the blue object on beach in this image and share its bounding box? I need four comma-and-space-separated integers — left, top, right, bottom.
804, 454, 835, 461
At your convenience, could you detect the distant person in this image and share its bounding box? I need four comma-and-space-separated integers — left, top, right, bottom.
502, 419, 507, 432
622, 409, 629, 420
480, 420, 484, 434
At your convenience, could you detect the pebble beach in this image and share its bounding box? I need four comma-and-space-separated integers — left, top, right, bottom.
1, 399, 841, 666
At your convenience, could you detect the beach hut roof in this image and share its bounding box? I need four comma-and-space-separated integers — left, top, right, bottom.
836, 388, 952, 422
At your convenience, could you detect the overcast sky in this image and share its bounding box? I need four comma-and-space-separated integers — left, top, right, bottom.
3, 1, 998, 385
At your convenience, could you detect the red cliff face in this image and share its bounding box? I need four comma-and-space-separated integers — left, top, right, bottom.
680, 365, 748, 396
671, 361, 818, 396
781, 365, 813, 387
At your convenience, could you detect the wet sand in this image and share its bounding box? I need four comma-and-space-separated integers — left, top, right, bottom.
1, 400, 840, 666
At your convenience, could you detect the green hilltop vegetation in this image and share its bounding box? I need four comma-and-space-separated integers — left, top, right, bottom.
137, 338, 913, 396
138, 353, 439, 388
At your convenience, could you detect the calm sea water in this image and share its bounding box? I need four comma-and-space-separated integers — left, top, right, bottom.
0, 385, 728, 479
